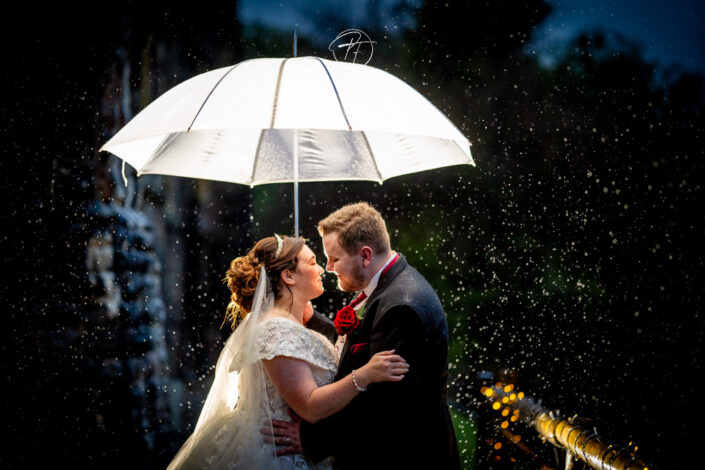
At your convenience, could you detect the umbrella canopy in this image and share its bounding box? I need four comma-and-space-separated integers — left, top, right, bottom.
100, 56, 473, 186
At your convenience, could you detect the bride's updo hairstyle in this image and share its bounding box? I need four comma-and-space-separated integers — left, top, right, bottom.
223, 235, 305, 330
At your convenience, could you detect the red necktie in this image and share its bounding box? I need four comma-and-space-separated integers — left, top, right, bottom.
350, 291, 367, 308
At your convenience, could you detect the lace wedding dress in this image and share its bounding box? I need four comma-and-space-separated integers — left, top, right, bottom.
256, 317, 337, 469
168, 266, 336, 470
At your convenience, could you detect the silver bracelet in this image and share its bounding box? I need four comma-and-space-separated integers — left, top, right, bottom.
352, 369, 367, 392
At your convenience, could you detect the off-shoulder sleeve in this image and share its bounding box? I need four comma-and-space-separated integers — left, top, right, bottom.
256, 318, 337, 373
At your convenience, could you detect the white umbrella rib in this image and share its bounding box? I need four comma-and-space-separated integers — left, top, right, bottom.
270, 58, 289, 128
186, 63, 243, 132
360, 131, 384, 184
314, 58, 352, 131
249, 130, 267, 187
452, 139, 474, 163
249, 58, 288, 186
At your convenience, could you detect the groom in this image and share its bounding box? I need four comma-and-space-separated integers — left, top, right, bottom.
272, 202, 460, 469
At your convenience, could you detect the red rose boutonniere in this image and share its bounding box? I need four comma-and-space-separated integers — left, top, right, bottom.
334, 305, 359, 336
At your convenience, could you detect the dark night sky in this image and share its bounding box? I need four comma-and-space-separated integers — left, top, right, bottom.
531, 0, 705, 73
240, 0, 705, 73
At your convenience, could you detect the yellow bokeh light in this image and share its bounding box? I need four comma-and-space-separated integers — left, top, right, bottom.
485, 388, 494, 397
501, 408, 510, 417
518, 392, 525, 399
501, 421, 509, 429
492, 402, 501, 410
494, 442, 502, 450
503, 384, 514, 393
502, 397, 509, 403
509, 393, 517, 400
510, 415, 518, 422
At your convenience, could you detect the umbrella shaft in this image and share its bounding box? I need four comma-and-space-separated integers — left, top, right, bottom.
294, 181, 299, 237
294, 128, 299, 237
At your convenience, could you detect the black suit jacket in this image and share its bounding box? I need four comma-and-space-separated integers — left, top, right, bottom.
301, 254, 460, 469
306, 309, 337, 345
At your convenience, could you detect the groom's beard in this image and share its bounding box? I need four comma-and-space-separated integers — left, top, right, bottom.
336, 264, 365, 292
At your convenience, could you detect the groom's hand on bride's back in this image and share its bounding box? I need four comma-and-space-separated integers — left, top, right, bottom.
261, 418, 303, 456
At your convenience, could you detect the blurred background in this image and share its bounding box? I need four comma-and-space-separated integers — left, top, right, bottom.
1, 0, 703, 468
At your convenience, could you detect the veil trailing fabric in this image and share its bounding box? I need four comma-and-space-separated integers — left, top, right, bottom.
168, 265, 277, 470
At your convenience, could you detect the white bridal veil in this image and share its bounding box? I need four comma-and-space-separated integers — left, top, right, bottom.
168, 265, 278, 470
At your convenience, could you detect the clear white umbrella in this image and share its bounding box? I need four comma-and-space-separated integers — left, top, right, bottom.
100, 56, 473, 235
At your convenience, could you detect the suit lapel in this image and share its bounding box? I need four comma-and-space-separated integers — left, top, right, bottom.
338, 333, 353, 373
358, 254, 407, 329
338, 255, 408, 374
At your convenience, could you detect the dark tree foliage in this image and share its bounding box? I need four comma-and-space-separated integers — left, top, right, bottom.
1, 1, 246, 468
389, 2, 704, 468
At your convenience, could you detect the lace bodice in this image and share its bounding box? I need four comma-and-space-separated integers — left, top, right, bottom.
255, 317, 338, 421
168, 267, 336, 470
251, 317, 337, 469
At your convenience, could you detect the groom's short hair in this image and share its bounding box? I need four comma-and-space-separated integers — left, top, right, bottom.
318, 202, 391, 255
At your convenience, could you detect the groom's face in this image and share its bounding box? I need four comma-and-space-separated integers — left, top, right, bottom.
322, 232, 365, 292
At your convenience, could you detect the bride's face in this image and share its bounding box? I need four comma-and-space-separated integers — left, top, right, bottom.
290, 244, 325, 299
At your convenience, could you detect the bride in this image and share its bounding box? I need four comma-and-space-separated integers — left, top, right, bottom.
168, 235, 408, 469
